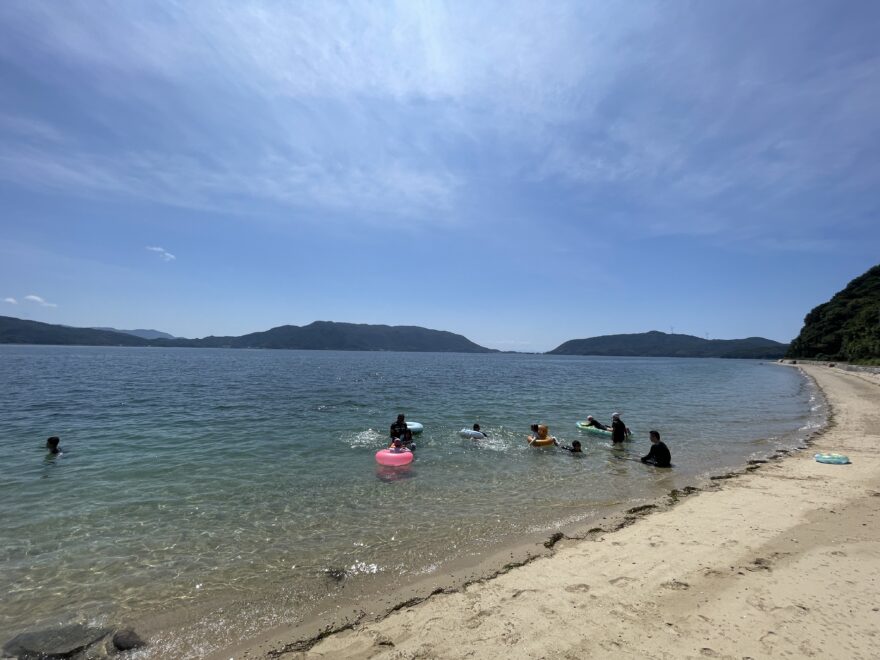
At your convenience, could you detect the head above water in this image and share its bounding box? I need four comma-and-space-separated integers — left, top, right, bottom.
612, 412, 620, 419
473, 424, 481, 431
46, 436, 60, 449
649, 430, 661, 443
587, 415, 593, 421
572, 440, 582, 450
537, 424, 549, 438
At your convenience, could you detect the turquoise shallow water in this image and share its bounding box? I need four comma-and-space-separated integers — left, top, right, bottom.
0, 346, 818, 657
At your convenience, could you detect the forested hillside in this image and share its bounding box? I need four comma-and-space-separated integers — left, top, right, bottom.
786, 264, 880, 364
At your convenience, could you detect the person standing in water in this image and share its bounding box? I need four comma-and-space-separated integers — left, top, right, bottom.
641, 430, 671, 467
610, 413, 629, 444
390, 414, 407, 440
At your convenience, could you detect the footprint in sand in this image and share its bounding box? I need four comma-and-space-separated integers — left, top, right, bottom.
661, 580, 690, 590
647, 534, 664, 548
745, 557, 772, 571
609, 576, 636, 586
564, 583, 591, 593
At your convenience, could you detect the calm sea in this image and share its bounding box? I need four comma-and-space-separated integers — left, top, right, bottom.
0, 346, 819, 657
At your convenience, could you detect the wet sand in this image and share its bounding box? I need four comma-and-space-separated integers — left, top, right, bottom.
226, 364, 880, 659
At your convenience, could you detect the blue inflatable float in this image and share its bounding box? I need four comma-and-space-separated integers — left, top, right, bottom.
814, 453, 850, 465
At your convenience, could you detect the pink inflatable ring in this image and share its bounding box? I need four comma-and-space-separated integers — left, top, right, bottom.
376, 448, 414, 466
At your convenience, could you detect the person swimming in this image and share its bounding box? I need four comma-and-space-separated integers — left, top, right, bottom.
583, 415, 608, 430
556, 439, 583, 453
46, 436, 61, 455
472, 423, 488, 438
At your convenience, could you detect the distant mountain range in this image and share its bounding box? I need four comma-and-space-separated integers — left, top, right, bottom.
0, 316, 495, 353
92, 327, 178, 340
1, 316, 149, 347
548, 331, 788, 359
0, 316, 790, 358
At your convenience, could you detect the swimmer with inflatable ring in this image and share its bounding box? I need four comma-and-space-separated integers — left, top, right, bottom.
527, 424, 557, 447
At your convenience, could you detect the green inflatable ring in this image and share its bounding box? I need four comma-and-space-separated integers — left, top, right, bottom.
814, 453, 850, 465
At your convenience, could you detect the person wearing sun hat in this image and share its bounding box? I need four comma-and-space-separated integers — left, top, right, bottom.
610, 412, 630, 444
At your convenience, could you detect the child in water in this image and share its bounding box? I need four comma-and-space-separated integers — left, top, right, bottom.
556, 439, 582, 453
46, 436, 61, 455
400, 428, 415, 450
388, 438, 408, 453
527, 424, 556, 445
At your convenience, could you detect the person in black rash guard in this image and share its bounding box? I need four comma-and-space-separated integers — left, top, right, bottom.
610, 413, 628, 444
390, 414, 407, 439
555, 439, 583, 453
400, 428, 416, 450
641, 430, 671, 468
585, 415, 607, 430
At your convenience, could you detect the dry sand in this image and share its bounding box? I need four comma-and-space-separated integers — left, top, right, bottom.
236, 364, 880, 659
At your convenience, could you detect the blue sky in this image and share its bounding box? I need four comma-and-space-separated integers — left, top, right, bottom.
1, 1, 878, 352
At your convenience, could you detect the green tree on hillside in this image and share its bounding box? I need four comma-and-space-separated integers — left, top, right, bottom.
787, 264, 880, 363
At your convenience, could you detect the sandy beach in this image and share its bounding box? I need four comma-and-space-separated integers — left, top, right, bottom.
227, 364, 880, 659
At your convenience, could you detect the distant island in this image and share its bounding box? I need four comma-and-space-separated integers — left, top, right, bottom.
786, 263, 880, 364
0, 317, 496, 353
547, 331, 788, 359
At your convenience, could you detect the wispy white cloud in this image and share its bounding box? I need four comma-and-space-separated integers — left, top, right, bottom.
24, 294, 57, 307
0, 2, 877, 247
146, 246, 176, 261
3, 297, 17, 304
0, 113, 65, 142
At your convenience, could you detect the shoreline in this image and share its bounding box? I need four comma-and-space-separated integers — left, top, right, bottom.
212, 363, 861, 660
